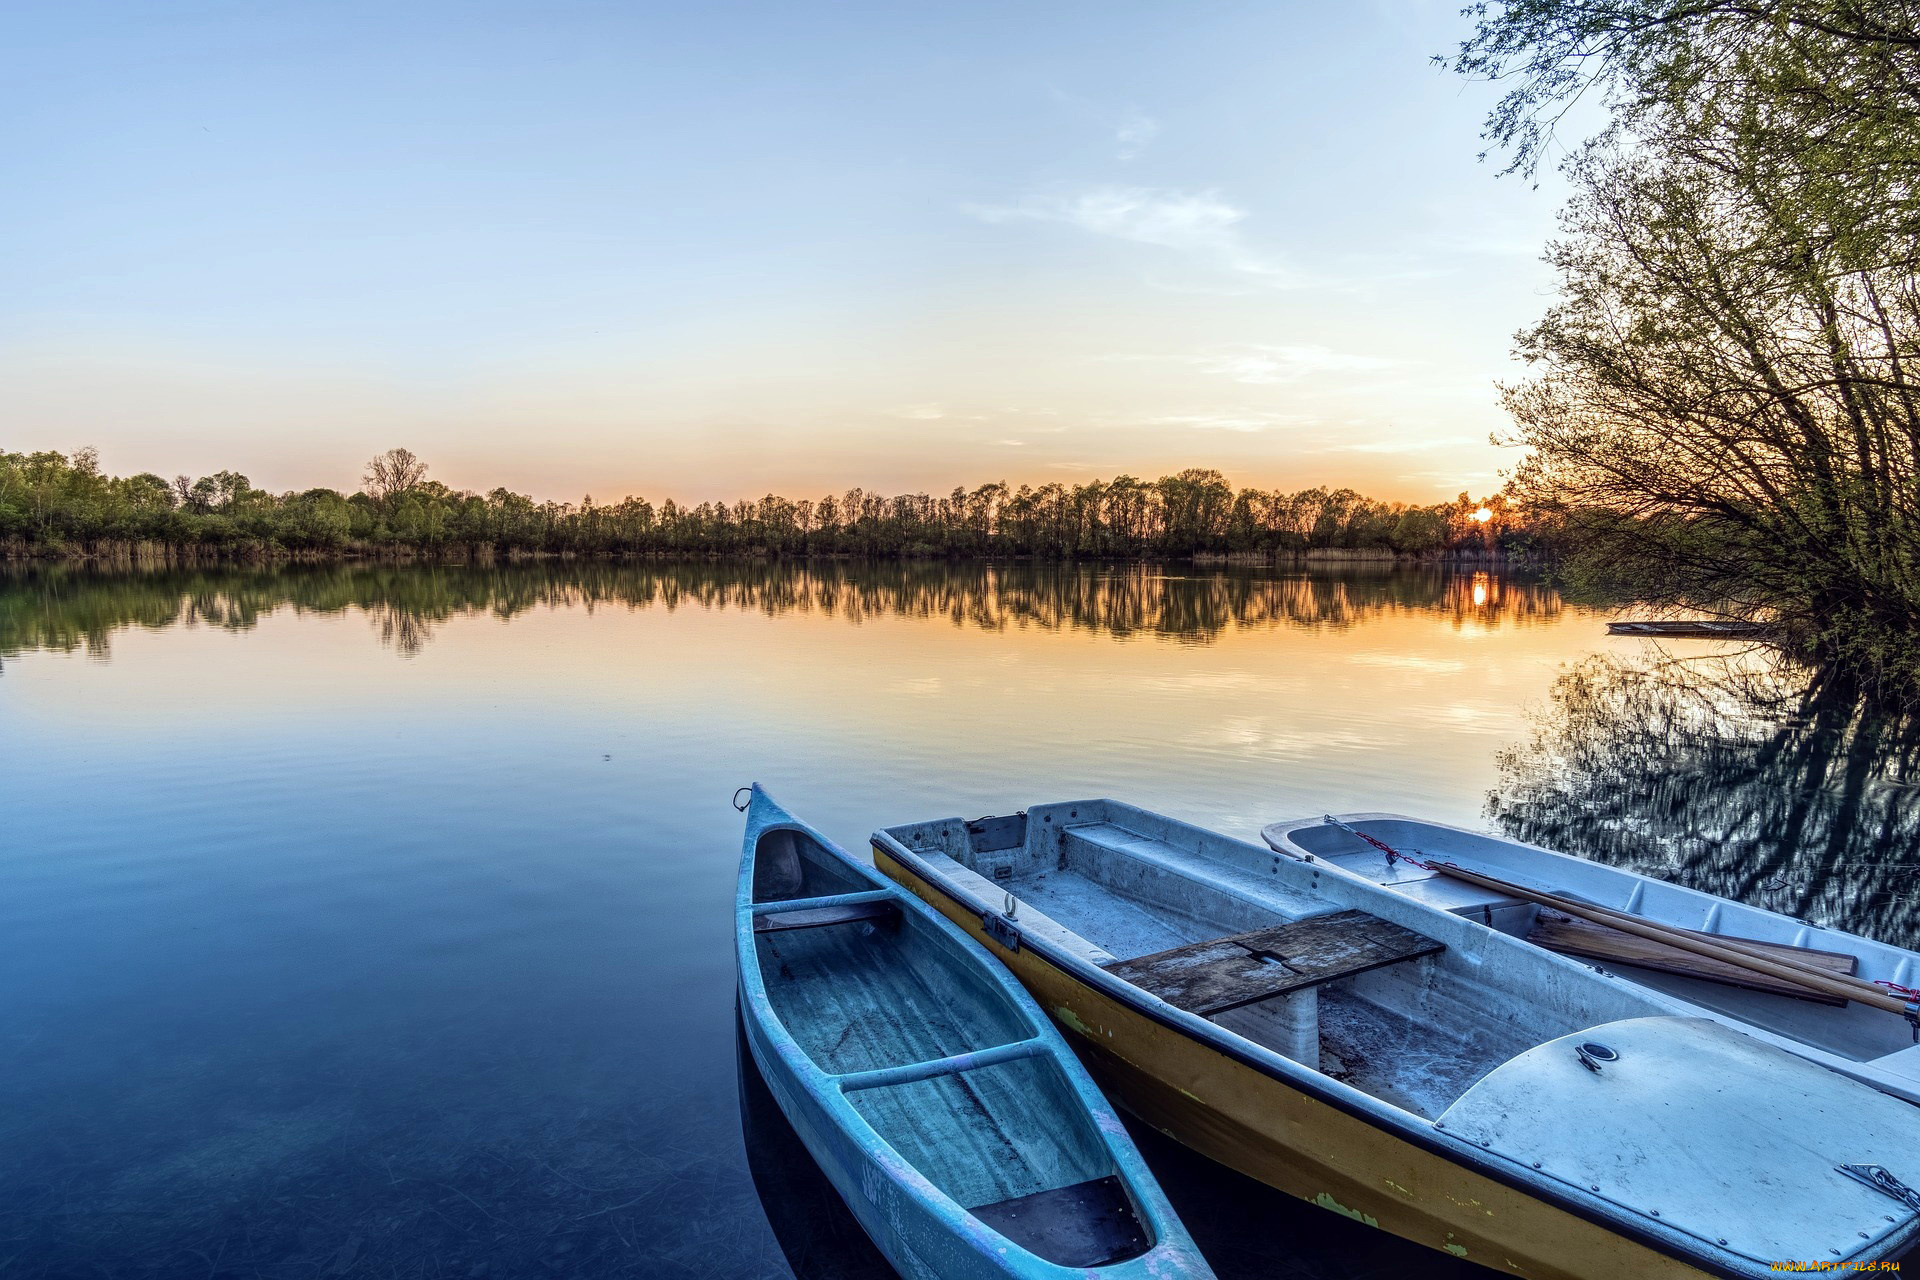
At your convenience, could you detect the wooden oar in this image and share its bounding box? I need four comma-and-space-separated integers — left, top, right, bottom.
1429, 861, 1913, 1016
1539, 897, 1875, 995
1469, 874, 1877, 996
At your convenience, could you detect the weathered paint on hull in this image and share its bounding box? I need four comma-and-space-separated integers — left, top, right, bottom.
740, 1009, 943, 1280
740, 789, 1213, 1279
875, 846, 1712, 1280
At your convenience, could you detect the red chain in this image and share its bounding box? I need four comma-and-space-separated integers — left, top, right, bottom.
1323, 817, 1435, 871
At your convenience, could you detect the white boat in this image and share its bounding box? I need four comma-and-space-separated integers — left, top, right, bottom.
1262, 812, 1920, 1105
875, 799, 1920, 1278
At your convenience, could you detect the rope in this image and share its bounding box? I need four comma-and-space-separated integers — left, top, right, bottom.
1320, 815, 1435, 870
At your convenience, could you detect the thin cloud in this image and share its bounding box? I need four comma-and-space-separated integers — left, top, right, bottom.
1115, 111, 1161, 161
1181, 343, 1403, 385
1043, 88, 1162, 161
1320, 436, 1482, 454
1131, 411, 1315, 434
966, 185, 1297, 285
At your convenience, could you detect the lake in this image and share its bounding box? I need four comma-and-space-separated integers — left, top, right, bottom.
2, 559, 1914, 1279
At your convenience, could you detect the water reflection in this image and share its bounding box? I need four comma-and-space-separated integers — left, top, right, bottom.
0, 559, 1564, 666
1489, 652, 1920, 946
736, 1012, 897, 1280
0, 558, 1625, 1279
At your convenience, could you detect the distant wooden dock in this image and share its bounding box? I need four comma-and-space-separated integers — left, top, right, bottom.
1606, 620, 1766, 637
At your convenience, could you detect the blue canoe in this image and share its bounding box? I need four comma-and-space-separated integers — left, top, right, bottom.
735, 785, 1212, 1280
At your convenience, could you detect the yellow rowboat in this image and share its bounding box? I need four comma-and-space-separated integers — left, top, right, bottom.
872, 801, 1920, 1279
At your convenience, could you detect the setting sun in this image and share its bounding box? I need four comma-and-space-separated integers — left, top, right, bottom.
1471, 506, 1495, 523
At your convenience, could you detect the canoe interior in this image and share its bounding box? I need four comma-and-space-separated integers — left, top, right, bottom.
1279, 816, 1920, 1067
754, 913, 1029, 1074
753, 825, 872, 902
844, 1056, 1114, 1217
748, 821, 1149, 1266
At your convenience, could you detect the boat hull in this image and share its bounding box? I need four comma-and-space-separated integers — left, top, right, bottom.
739, 997, 959, 1280
874, 844, 1717, 1280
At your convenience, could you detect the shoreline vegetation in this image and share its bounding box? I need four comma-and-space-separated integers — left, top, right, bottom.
0, 448, 1524, 566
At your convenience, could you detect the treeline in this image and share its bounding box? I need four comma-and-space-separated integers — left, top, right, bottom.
0, 448, 1521, 562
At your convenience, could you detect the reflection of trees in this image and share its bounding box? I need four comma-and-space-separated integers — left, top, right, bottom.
0, 560, 1565, 667
1488, 654, 1920, 947
365, 601, 435, 658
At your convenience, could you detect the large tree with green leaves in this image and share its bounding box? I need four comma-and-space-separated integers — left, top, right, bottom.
1454, 2, 1920, 689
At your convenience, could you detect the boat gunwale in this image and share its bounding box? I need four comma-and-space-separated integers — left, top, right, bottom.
735, 786, 1206, 1278
870, 817, 1920, 1279
1263, 810, 1880, 958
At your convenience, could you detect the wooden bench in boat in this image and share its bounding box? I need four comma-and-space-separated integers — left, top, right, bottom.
1528, 909, 1859, 1005
972, 1175, 1149, 1269
1099, 909, 1445, 1017
752, 890, 902, 934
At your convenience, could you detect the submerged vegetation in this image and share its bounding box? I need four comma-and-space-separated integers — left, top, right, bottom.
0, 447, 1518, 563
1453, 3, 1920, 693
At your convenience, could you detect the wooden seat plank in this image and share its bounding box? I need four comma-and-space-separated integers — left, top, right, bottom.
1100, 909, 1444, 1017
1527, 910, 1858, 1005
972, 1175, 1149, 1269
753, 900, 899, 933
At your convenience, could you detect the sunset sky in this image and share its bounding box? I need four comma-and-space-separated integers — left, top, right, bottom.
4, 1, 1567, 505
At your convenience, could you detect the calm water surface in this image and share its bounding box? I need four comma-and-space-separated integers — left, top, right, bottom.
2, 561, 1914, 1278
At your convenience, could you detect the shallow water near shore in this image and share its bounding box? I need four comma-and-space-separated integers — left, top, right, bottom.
2, 560, 1914, 1278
